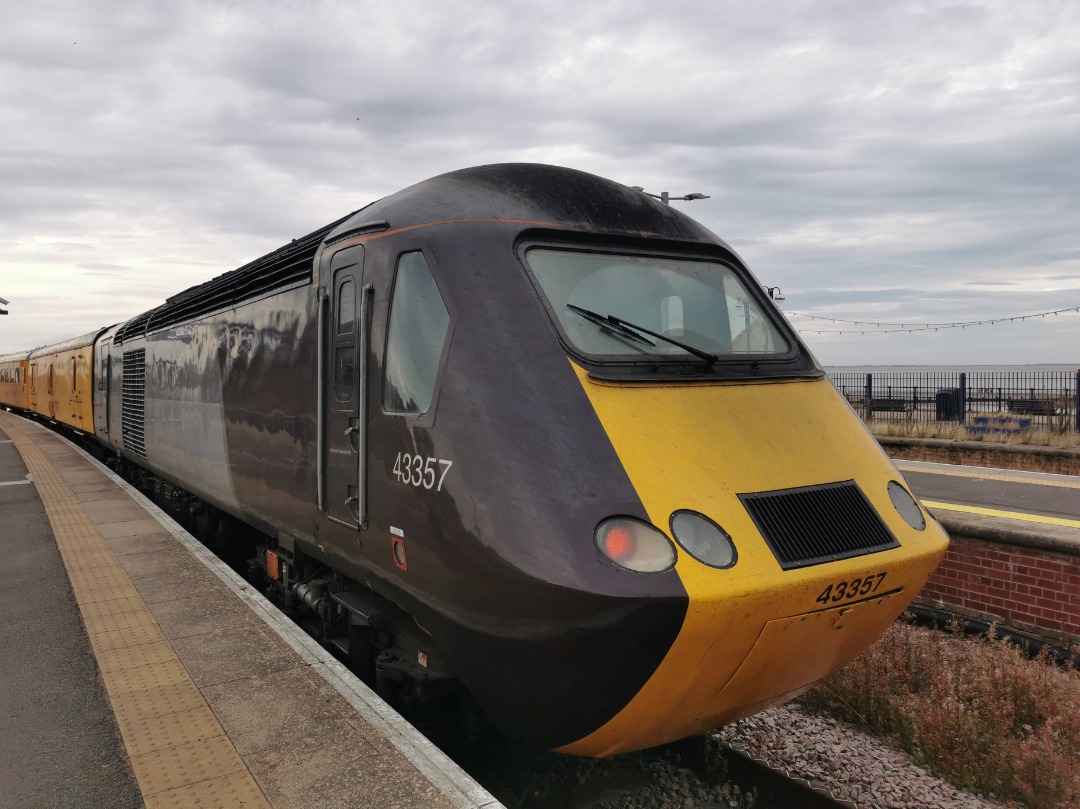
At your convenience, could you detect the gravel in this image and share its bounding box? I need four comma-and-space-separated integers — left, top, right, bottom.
714, 705, 1009, 809
506, 745, 756, 809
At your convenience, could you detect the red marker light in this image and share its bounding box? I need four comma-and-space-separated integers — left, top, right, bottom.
603, 526, 634, 560
595, 517, 676, 572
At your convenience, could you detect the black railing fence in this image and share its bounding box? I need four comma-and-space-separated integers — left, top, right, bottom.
828, 370, 1080, 433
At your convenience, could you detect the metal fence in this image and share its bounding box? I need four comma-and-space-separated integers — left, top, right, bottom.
828, 369, 1080, 433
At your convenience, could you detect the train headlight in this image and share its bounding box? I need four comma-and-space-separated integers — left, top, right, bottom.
670, 511, 737, 569
595, 517, 676, 573
888, 481, 926, 531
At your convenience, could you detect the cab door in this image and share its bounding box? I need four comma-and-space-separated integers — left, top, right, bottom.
324, 246, 369, 532
94, 339, 111, 435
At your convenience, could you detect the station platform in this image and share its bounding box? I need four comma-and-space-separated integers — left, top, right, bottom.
0, 411, 502, 809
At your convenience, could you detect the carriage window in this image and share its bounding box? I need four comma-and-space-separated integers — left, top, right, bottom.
384, 252, 449, 414
526, 249, 789, 360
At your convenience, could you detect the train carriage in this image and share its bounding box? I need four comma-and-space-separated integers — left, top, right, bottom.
26, 330, 104, 433
0, 350, 31, 412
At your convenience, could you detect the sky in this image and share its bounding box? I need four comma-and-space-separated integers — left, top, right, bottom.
2, 0, 1079, 366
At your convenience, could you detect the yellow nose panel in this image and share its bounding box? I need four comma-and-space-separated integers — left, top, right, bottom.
559, 365, 948, 757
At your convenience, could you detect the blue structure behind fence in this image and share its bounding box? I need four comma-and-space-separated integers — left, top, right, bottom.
828, 369, 1080, 433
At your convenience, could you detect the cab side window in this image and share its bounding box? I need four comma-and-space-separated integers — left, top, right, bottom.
334, 276, 356, 405
383, 252, 449, 414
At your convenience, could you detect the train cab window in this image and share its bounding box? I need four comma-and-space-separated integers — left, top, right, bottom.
526, 249, 790, 361
383, 252, 449, 414
337, 278, 355, 335
334, 346, 355, 402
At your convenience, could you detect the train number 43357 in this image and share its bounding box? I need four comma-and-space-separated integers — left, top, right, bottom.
393, 452, 453, 491
816, 572, 887, 605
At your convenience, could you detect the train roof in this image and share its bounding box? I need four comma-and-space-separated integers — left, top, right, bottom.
28, 327, 110, 359
327, 163, 725, 247
114, 211, 357, 344
0, 349, 32, 364
112, 164, 730, 345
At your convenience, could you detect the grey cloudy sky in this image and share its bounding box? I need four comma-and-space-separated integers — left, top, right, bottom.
2, 0, 1079, 365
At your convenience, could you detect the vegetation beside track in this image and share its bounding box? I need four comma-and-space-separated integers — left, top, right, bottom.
866, 421, 1080, 474
863, 415, 1080, 451
799, 619, 1080, 809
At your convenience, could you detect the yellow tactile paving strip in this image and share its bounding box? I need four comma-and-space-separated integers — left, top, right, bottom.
0, 413, 271, 809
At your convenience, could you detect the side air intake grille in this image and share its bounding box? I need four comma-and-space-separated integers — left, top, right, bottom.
121, 349, 147, 459
740, 480, 898, 570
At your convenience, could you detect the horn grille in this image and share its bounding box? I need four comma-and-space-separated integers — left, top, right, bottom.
740, 480, 898, 570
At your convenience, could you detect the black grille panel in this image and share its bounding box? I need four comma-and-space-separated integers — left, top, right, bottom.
121, 349, 146, 459
740, 481, 898, 570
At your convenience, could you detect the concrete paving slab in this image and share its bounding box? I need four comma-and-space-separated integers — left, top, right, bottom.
106, 530, 180, 557
150, 587, 258, 640
99, 518, 173, 539
132, 566, 228, 604
82, 499, 149, 521
171, 623, 305, 688
77, 488, 134, 503
117, 543, 201, 578
246, 729, 454, 809
70, 481, 120, 493
201, 666, 364, 758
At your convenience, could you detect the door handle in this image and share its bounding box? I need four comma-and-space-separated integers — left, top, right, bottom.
345, 495, 358, 507
344, 425, 359, 437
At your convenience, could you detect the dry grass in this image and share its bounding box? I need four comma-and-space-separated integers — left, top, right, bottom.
866, 418, 1080, 449
800, 620, 1080, 808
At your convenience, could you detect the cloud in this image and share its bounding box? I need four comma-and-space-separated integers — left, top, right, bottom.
2, 0, 1079, 364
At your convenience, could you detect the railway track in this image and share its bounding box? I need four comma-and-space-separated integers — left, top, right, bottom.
439, 729, 850, 809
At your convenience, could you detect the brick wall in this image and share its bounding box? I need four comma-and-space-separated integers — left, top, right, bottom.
917, 535, 1080, 642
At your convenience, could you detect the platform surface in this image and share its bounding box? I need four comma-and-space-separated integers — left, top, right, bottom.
0, 410, 501, 809
899, 458, 1080, 523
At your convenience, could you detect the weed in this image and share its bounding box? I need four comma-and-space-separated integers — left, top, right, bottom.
866, 418, 1080, 449
799, 620, 1080, 808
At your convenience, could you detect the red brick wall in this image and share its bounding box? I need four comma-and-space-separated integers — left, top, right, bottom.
917, 536, 1080, 641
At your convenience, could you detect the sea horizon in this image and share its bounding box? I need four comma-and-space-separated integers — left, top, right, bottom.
825, 364, 1078, 374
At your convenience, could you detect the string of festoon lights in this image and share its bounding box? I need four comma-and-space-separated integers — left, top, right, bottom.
780, 304, 1080, 335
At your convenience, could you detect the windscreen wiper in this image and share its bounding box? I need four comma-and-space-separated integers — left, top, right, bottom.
566, 304, 719, 366
566, 304, 656, 347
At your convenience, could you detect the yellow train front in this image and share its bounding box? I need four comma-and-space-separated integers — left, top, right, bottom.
556, 368, 946, 756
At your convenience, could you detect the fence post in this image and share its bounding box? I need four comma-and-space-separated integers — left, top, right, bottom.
1075, 370, 1079, 432
865, 373, 873, 420
959, 372, 967, 423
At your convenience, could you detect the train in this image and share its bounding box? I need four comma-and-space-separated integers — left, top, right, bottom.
0, 163, 949, 757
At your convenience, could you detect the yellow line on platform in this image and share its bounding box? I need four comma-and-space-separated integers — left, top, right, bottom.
895, 461, 1080, 490
923, 500, 1080, 530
